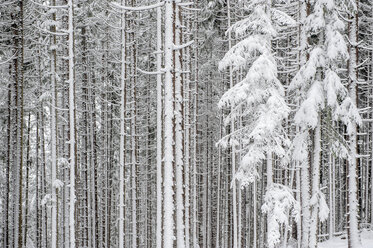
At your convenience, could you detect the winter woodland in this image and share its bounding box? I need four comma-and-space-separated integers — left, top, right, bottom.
1, 0, 373, 247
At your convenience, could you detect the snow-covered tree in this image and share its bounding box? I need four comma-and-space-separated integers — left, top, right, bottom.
262, 183, 300, 248
219, 0, 293, 185
68, 1, 76, 247
1, 1, 372, 247
289, 0, 362, 247
218, 0, 297, 247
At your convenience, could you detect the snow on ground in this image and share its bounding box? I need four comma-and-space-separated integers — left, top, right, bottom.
319, 230, 373, 248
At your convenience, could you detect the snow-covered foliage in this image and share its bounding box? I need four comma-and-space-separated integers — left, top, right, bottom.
219, 3, 299, 246
262, 184, 300, 248
289, 1, 362, 246
289, 0, 361, 163
309, 190, 329, 222
218, 0, 293, 186
53, 179, 64, 189
41, 194, 52, 206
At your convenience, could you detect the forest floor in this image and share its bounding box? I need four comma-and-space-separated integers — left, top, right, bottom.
319, 230, 373, 248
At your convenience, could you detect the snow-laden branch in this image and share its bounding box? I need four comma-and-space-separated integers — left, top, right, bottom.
177, 2, 194, 6
0, 1, 19, 7
137, 68, 164, 75
29, 0, 68, 9
33, 24, 68, 36
111, 1, 164, 11
153, 50, 164, 55
179, 6, 201, 11
345, 34, 363, 47
173, 40, 194, 50
0, 52, 17, 65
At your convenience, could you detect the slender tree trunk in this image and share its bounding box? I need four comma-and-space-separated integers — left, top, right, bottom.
226, 0, 238, 247
156, 1, 163, 247
68, 1, 76, 247
175, 3, 185, 247
347, 5, 362, 247
131, 24, 138, 248
309, 120, 321, 248
119, 0, 127, 246
192, 9, 199, 247
163, 1, 175, 247
253, 180, 257, 248
36, 111, 41, 248
40, 104, 48, 248
23, 113, 31, 246
184, 30, 191, 248
11, 1, 24, 246
4, 78, 12, 248
329, 153, 335, 240
216, 112, 223, 248
50, 1, 58, 245
299, 1, 311, 246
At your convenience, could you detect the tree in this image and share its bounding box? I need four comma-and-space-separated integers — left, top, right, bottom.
119, 0, 127, 246
50, 1, 59, 246
262, 183, 299, 248
218, 0, 296, 247
0, 1, 372, 248
67, 0, 76, 247
156, 1, 163, 247
163, 1, 175, 247
289, 0, 362, 247
346, 0, 362, 247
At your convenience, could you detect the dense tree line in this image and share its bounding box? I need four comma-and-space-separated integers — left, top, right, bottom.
0, 0, 373, 248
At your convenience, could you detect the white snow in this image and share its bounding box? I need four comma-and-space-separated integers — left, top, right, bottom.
319, 230, 373, 248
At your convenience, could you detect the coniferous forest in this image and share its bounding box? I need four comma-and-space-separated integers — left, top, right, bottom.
1, 0, 373, 247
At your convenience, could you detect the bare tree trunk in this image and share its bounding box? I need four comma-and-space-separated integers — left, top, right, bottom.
347, 4, 362, 247
4, 77, 12, 248
23, 113, 31, 247
163, 1, 176, 247
36, 111, 41, 248
68, 1, 76, 247
131, 26, 138, 248
175, 4, 185, 247
156, 1, 163, 247
119, 0, 127, 245
309, 120, 321, 248
50, 1, 58, 245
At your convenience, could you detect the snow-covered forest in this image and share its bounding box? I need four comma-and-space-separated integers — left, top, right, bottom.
1, 0, 373, 247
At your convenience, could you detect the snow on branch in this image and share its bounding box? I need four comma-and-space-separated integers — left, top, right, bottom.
226, 6, 277, 38
0, 52, 17, 65
173, 40, 194, 50
310, 190, 329, 222
111, 1, 164, 11
33, 24, 68, 36
29, 0, 68, 9
262, 184, 300, 248
219, 35, 269, 71
179, 6, 201, 11
271, 9, 296, 27
137, 68, 164, 75
53, 179, 64, 189
177, 2, 194, 6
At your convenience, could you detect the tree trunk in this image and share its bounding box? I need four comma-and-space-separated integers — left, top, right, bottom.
119, 0, 127, 246
156, 1, 163, 247
163, 1, 175, 247
68, 1, 76, 247
347, 5, 362, 247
